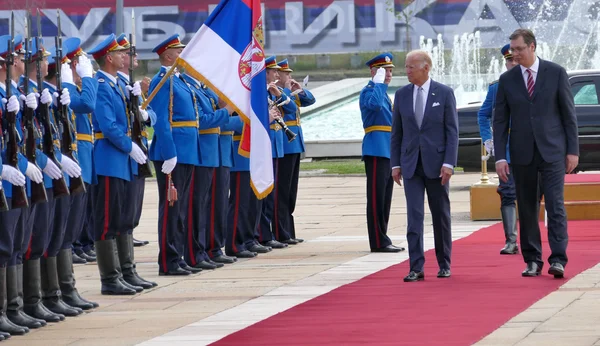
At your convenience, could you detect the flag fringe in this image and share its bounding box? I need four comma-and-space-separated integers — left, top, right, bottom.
250, 179, 273, 200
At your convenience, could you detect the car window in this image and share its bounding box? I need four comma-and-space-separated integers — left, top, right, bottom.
571, 81, 599, 105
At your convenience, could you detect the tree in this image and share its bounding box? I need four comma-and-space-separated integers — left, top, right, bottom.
386, 0, 421, 52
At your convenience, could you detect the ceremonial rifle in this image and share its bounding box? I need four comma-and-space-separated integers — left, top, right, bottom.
128, 10, 152, 178
23, 11, 48, 204
54, 9, 85, 195
4, 12, 29, 209
35, 9, 69, 198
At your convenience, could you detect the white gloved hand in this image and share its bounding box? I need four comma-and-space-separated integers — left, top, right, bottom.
139, 107, 149, 121
25, 162, 44, 184
61, 63, 74, 85
25, 93, 38, 110
484, 139, 494, 157
1, 165, 26, 186
60, 155, 82, 178
76, 55, 94, 78
162, 156, 177, 175
129, 143, 147, 165
2, 95, 20, 113
42, 159, 63, 180
372, 67, 386, 84
126, 81, 142, 97
40, 88, 52, 105
53, 89, 71, 107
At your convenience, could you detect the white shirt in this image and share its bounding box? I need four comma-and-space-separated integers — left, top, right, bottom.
392, 77, 453, 171
117, 71, 129, 83
496, 56, 540, 164
162, 65, 180, 77
97, 70, 117, 84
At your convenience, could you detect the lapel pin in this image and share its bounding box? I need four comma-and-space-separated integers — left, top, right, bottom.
431, 93, 435, 96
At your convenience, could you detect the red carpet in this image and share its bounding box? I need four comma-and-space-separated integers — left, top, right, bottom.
565, 173, 600, 183
212, 221, 600, 346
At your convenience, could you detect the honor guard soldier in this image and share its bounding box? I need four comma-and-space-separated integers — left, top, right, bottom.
181, 73, 232, 270
58, 37, 101, 310
148, 34, 201, 276
88, 34, 148, 295
0, 36, 44, 335
62, 37, 98, 264
114, 34, 158, 289
202, 86, 239, 264
361, 53, 404, 253
19, 37, 68, 324
275, 58, 315, 245
257, 56, 297, 248
43, 46, 90, 317
478, 44, 520, 255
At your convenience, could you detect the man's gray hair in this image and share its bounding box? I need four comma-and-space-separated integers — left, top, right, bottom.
406, 50, 432, 69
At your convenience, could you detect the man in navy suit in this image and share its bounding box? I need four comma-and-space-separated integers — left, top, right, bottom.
391, 50, 459, 282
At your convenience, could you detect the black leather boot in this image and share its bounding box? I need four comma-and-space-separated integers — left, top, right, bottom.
117, 234, 157, 289
500, 205, 519, 255
57, 249, 97, 310
95, 240, 136, 295
0, 267, 29, 335
112, 238, 143, 292
6, 265, 44, 329
41, 257, 82, 317
23, 259, 64, 322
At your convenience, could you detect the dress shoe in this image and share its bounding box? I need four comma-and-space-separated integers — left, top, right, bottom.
158, 267, 191, 276
212, 255, 237, 264
193, 261, 218, 270
133, 238, 149, 247
207, 260, 224, 268
403, 271, 424, 282
248, 243, 272, 254
232, 250, 257, 258
548, 263, 565, 278
280, 239, 299, 245
437, 269, 451, 278
72, 253, 87, 264
79, 251, 96, 262
294, 238, 304, 243
262, 240, 288, 249
371, 244, 405, 253
500, 243, 519, 255
522, 262, 542, 277
181, 265, 202, 274
84, 249, 96, 258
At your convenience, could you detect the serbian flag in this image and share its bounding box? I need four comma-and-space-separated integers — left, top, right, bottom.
177, 0, 273, 199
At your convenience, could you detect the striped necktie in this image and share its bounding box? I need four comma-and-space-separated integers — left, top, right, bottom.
526, 69, 535, 98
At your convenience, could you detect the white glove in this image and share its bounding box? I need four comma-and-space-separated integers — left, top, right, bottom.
2, 95, 20, 113
126, 81, 142, 97
53, 89, 71, 107
129, 143, 147, 165
60, 155, 82, 178
139, 107, 149, 121
1, 165, 26, 186
25, 162, 44, 184
162, 157, 177, 175
42, 159, 63, 180
61, 63, 74, 85
25, 93, 38, 110
76, 55, 94, 78
40, 88, 52, 105
372, 67, 386, 84
484, 139, 494, 157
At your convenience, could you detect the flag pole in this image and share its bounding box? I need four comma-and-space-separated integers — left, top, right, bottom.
140, 61, 179, 110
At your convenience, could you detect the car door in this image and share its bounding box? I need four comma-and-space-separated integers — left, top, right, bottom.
569, 75, 600, 171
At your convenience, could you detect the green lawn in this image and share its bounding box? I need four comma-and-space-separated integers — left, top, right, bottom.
300, 160, 365, 175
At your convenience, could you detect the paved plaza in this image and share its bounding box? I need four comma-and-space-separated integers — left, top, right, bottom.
8, 173, 600, 346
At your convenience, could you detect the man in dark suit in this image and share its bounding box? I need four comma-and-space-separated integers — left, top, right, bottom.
493, 29, 579, 279
391, 50, 459, 282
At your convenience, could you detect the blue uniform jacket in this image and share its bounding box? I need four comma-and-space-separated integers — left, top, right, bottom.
182, 74, 229, 168
148, 67, 202, 166
360, 81, 393, 159
117, 73, 156, 176
268, 89, 296, 158
92, 71, 133, 181
229, 116, 248, 172
201, 87, 235, 168
1, 83, 29, 198
477, 81, 511, 163
282, 88, 315, 155
64, 77, 98, 184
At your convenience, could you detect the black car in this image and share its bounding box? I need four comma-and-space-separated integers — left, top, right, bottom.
457, 70, 600, 173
